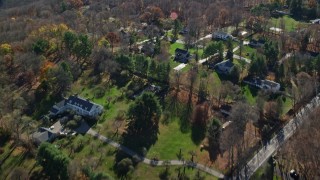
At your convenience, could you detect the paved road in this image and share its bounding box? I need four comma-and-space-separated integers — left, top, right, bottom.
237, 95, 320, 179
86, 129, 225, 179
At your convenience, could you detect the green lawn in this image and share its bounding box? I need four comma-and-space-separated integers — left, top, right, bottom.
133, 163, 217, 180
281, 96, 293, 115
242, 85, 257, 105
235, 45, 257, 58
269, 15, 306, 32
147, 119, 200, 160
169, 42, 184, 55
54, 134, 118, 178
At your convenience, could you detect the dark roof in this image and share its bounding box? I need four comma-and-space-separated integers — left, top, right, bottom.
175, 48, 189, 55
263, 80, 279, 87
66, 95, 94, 111
224, 60, 234, 68
50, 107, 59, 114
32, 128, 55, 144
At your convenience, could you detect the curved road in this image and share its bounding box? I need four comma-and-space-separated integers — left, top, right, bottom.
237, 95, 320, 179
86, 129, 225, 179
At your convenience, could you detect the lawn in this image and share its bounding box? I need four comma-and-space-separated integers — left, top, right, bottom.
54, 134, 118, 178
242, 85, 258, 105
133, 163, 217, 180
0, 142, 37, 178
234, 45, 257, 58
269, 15, 306, 32
281, 96, 293, 115
169, 42, 184, 55
147, 119, 200, 160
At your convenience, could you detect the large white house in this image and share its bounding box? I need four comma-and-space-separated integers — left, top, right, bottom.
244, 78, 281, 92
50, 95, 103, 117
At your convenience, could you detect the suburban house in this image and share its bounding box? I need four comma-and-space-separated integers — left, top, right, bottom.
214, 60, 234, 74
212, 31, 234, 41
243, 78, 281, 92
31, 127, 57, 145
174, 48, 190, 63
310, 19, 320, 24
49, 95, 103, 117
249, 39, 265, 48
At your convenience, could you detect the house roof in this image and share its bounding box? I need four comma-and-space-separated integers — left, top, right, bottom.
50, 107, 59, 114
216, 60, 234, 68
214, 31, 229, 36
32, 127, 55, 144
175, 48, 189, 55
263, 80, 279, 88
66, 95, 94, 112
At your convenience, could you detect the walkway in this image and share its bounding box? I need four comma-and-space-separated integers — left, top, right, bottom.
237, 95, 320, 179
86, 129, 225, 179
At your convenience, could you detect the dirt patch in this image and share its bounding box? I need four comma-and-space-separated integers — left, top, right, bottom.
12, 146, 26, 156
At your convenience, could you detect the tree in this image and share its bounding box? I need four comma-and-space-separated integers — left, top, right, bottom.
74, 34, 92, 60
172, 19, 182, 40
290, 0, 303, 18
226, 38, 233, 61
264, 41, 279, 68
115, 158, 134, 177
32, 39, 49, 54
46, 62, 73, 95
106, 32, 120, 53
249, 55, 268, 77
125, 92, 162, 151
63, 31, 77, 56
207, 118, 221, 160
37, 142, 70, 179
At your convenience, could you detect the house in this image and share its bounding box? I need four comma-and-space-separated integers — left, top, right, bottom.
249, 39, 265, 48
214, 60, 234, 74
243, 78, 281, 92
212, 31, 234, 41
310, 19, 320, 24
31, 127, 57, 145
174, 48, 190, 63
49, 95, 103, 117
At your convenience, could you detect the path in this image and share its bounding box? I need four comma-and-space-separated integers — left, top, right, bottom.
174, 45, 250, 71
237, 95, 320, 179
86, 129, 225, 179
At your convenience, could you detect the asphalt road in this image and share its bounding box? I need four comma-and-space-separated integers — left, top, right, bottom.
237, 95, 320, 179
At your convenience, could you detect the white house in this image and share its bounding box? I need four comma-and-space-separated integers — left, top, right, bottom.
244, 78, 281, 92
310, 19, 320, 24
215, 60, 234, 74
50, 95, 103, 117
213, 31, 234, 41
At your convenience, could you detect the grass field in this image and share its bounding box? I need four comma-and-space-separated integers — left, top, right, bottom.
147, 119, 200, 160
269, 15, 306, 32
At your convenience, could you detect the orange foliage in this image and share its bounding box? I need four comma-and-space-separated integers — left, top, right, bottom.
40, 61, 55, 79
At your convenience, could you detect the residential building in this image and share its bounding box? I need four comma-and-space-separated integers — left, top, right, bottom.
310, 19, 320, 24
212, 31, 234, 41
31, 127, 57, 145
49, 95, 103, 117
214, 60, 234, 74
244, 78, 281, 92
174, 48, 190, 63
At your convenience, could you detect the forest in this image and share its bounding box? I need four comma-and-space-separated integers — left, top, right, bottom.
0, 0, 319, 179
